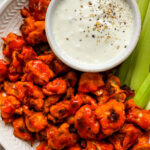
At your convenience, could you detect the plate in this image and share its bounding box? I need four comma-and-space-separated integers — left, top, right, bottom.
0, 0, 38, 149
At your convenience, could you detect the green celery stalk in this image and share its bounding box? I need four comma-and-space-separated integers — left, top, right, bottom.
138, 0, 150, 23
118, 57, 130, 84
122, 54, 136, 86
118, 0, 150, 85
134, 73, 150, 108
145, 100, 150, 110
130, 3, 150, 91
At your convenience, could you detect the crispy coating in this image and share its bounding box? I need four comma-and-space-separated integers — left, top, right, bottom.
8, 51, 22, 81
0, 93, 4, 110
76, 94, 98, 110
43, 78, 67, 95
1, 96, 21, 123
35, 129, 47, 141
2, 33, 25, 57
94, 75, 127, 104
96, 132, 108, 141
53, 59, 71, 75
20, 16, 47, 45
33, 43, 51, 55
64, 71, 78, 87
47, 123, 78, 149
126, 99, 150, 131
122, 85, 135, 98
13, 117, 33, 143
67, 144, 82, 150
106, 75, 121, 95
23, 60, 54, 85
29, 0, 50, 20
24, 106, 48, 132
95, 99, 125, 136
74, 105, 100, 139
67, 116, 75, 125
21, 7, 31, 18
50, 100, 70, 120
3, 82, 17, 97
0, 60, 9, 82
64, 87, 75, 100
18, 46, 37, 62
131, 133, 150, 150
15, 82, 44, 100
4, 81, 44, 101
29, 98, 44, 111
105, 76, 127, 102
95, 88, 127, 104
69, 95, 83, 114
111, 92, 127, 102
78, 73, 104, 93
44, 95, 60, 114
49, 94, 97, 122
37, 52, 55, 65
109, 124, 142, 150
95, 88, 110, 105
36, 141, 49, 150
85, 141, 114, 150
49, 95, 82, 122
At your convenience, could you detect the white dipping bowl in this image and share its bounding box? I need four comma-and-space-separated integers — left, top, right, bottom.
45, 0, 141, 72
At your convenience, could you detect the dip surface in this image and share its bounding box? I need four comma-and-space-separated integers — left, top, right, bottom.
52, 0, 134, 65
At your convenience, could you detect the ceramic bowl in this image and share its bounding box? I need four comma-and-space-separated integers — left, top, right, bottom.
45, 0, 141, 72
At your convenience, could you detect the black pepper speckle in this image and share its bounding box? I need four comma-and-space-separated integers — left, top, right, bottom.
92, 35, 95, 38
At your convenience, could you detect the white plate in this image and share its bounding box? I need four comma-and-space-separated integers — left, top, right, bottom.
0, 0, 38, 149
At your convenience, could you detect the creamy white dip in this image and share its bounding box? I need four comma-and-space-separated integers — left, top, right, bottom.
52, 0, 134, 65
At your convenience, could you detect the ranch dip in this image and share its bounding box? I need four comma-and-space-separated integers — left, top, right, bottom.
52, 0, 134, 64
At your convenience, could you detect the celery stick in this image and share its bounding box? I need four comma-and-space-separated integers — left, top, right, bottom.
134, 73, 150, 108
145, 100, 150, 110
122, 54, 135, 85
118, 57, 130, 84
118, 47, 136, 86
118, 0, 150, 85
138, 0, 150, 23
130, 3, 150, 91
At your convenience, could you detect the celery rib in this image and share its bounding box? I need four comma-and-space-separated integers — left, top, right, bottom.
118, 57, 130, 84
145, 100, 150, 110
138, 0, 150, 24
130, 2, 150, 91
118, 0, 150, 86
134, 73, 150, 108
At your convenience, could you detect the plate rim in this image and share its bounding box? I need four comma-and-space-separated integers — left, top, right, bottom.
0, 0, 13, 14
